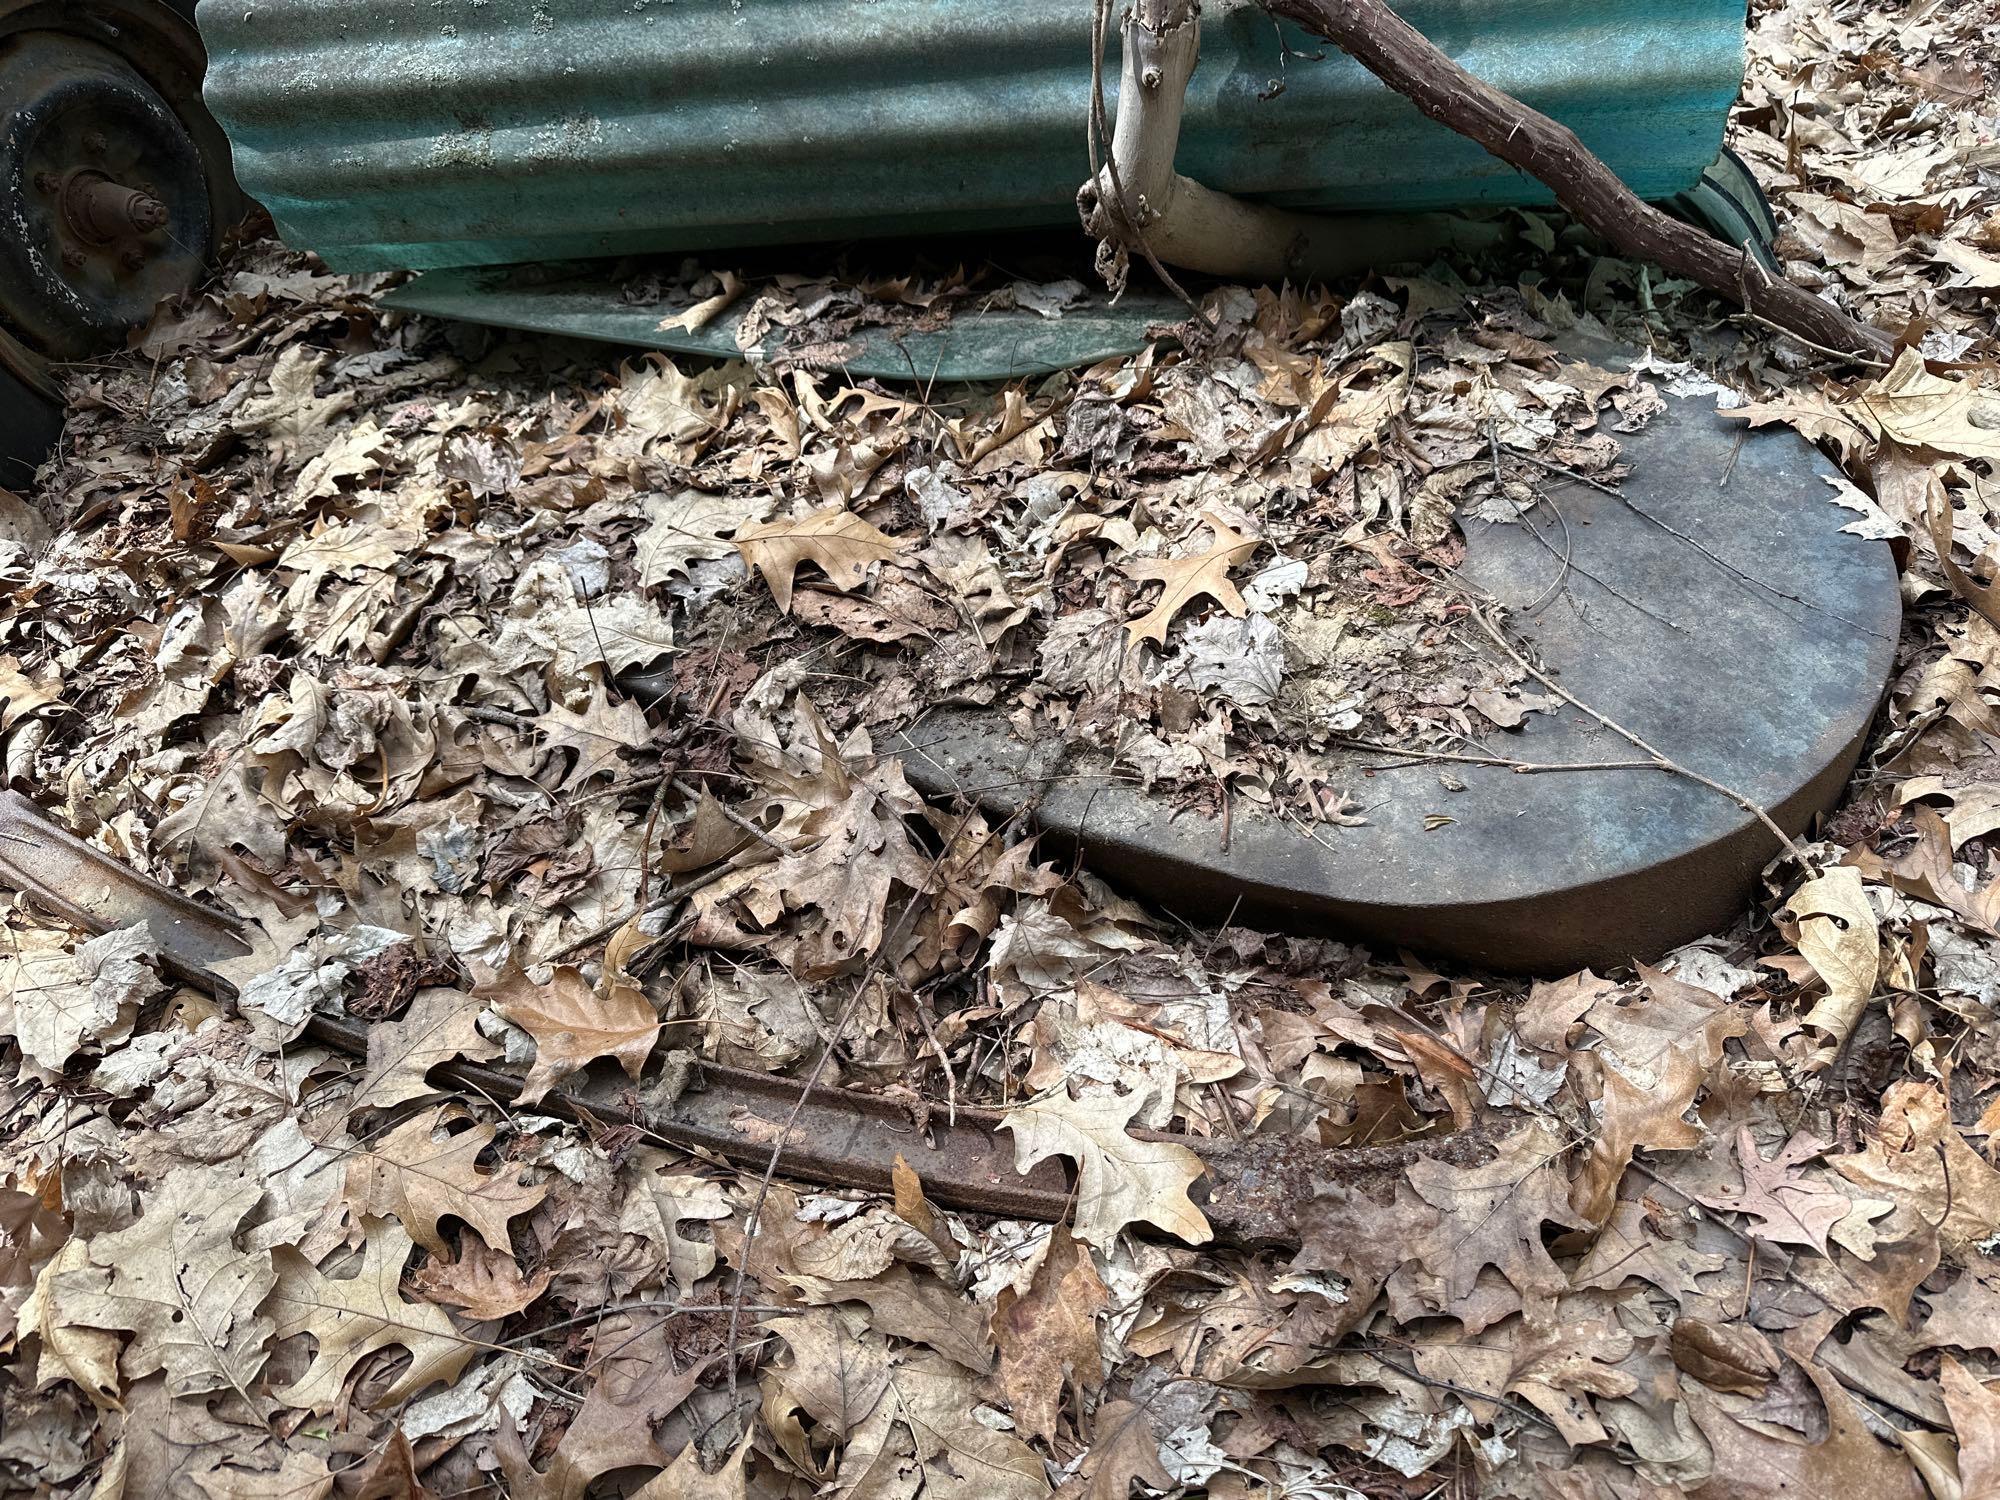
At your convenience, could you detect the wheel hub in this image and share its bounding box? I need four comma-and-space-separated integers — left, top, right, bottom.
0, 29, 212, 363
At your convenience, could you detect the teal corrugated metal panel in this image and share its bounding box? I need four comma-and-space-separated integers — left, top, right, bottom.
194, 0, 1746, 273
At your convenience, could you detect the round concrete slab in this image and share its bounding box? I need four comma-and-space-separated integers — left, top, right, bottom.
896, 366, 1901, 973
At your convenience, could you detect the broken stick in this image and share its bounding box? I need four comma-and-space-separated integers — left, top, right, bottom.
1256, 0, 1896, 363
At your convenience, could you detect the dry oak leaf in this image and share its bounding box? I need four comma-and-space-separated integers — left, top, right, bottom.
481, 963, 660, 1104
54, 1167, 274, 1401
718, 778, 933, 978
1684, 1344, 1922, 1499
1916, 1267, 2000, 1357
265, 1216, 474, 1413
1788, 865, 1880, 1055
1405, 1119, 1588, 1315
637, 488, 772, 586
534, 677, 654, 793
355, 987, 501, 1111
1570, 966, 1745, 1224
192, 1447, 337, 1500
2, 922, 161, 1072
541, 593, 677, 676
1942, 1356, 2000, 1500
762, 1307, 894, 1477
733, 504, 908, 613
1693, 1128, 1853, 1255
1570, 1197, 1729, 1297
615, 1154, 734, 1293
406, 1237, 551, 1321
1073, 1399, 1175, 1500
1120, 510, 1262, 646
22, 1239, 123, 1412
343, 1106, 548, 1256
798, 1263, 994, 1374
990, 1224, 1108, 1446
1829, 1083, 2000, 1253
629, 1435, 754, 1500
1854, 349, 2000, 463
837, 1348, 1047, 1500
1000, 1087, 1211, 1248
233, 345, 355, 459
497, 1313, 715, 1500
346, 1429, 433, 1500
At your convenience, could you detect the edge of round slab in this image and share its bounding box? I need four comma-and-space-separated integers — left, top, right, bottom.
896, 380, 1900, 974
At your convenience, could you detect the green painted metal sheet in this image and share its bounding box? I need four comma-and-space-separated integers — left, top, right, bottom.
195, 0, 1746, 274
380, 263, 1186, 381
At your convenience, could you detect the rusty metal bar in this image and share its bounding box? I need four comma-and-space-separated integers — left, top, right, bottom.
0, 790, 1475, 1244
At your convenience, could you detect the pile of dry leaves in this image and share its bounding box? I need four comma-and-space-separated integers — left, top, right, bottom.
1, 0, 1999, 1495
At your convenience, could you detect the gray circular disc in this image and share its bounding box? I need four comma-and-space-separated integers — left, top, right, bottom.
899, 360, 1901, 973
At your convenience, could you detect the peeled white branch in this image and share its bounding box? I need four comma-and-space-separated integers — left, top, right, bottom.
1078, 0, 1498, 284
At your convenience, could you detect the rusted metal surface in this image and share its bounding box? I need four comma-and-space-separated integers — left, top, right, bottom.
0, 788, 1475, 1246
0, 790, 253, 986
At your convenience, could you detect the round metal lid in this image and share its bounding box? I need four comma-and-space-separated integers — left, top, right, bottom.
898, 365, 1901, 973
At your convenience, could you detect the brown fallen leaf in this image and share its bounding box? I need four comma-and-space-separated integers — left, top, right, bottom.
762, 1307, 893, 1477
1684, 1343, 1924, 1499
191, 1447, 337, 1500
616, 1153, 734, 1293
1854, 348, 2000, 463
22, 1240, 123, 1412
53, 1168, 274, 1403
406, 1238, 551, 1321
497, 1314, 715, 1500
355, 987, 502, 1111
265, 1217, 474, 1413
1570, 1197, 1730, 1297
1001, 1088, 1212, 1248
733, 503, 907, 613
1670, 1319, 1781, 1397
1694, 1128, 1854, 1255
1570, 966, 1744, 1223
343, 1106, 548, 1256
1405, 1119, 1589, 1317
1071, 1399, 1174, 1500
533, 676, 654, 792
847, 1348, 1048, 1500
800, 1263, 994, 1373
991, 1224, 1108, 1446
480, 963, 660, 1104
891, 1155, 961, 1271
1829, 1083, 2000, 1253
695, 777, 933, 978
1788, 866, 1881, 1057
629, 1435, 755, 1500
1120, 510, 1262, 646
656, 269, 746, 333
1941, 1356, 2000, 1499
349, 1429, 435, 1500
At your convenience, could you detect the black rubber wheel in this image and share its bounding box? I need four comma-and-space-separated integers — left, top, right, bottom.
0, 0, 239, 478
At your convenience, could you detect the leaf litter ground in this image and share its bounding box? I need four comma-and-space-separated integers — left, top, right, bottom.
3, 1, 2000, 1494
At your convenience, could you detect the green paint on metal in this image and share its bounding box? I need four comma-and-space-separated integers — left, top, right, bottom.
195, 0, 1747, 274
381, 263, 1186, 382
